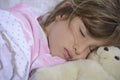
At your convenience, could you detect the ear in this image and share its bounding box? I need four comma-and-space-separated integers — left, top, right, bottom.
55, 1, 71, 21
55, 15, 62, 21
55, 15, 67, 21
60, 1, 71, 7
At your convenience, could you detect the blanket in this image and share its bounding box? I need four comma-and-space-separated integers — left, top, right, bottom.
0, 2, 65, 80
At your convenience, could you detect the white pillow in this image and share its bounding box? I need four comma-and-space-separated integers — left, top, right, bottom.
0, 0, 63, 15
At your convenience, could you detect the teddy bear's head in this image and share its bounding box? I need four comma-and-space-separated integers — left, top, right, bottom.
89, 46, 120, 80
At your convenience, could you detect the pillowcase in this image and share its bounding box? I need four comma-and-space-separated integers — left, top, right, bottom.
0, 0, 63, 15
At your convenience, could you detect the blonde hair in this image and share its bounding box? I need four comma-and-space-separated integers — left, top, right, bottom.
41, 0, 120, 47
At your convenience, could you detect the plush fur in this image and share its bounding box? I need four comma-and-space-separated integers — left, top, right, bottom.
29, 46, 120, 80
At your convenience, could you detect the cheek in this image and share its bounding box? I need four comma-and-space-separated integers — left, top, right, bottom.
48, 30, 74, 58
53, 27, 74, 45
51, 31, 74, 47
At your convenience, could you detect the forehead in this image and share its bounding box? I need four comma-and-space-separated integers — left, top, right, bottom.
69, 17, 106, 46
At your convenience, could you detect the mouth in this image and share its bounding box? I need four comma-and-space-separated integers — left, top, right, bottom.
64, 48, 72, 61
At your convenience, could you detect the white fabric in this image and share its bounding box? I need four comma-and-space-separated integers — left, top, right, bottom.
0, 0, 63, 15
0, 9, 30, 80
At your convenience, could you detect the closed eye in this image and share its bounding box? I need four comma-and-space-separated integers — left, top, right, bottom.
79, 28, 85, 37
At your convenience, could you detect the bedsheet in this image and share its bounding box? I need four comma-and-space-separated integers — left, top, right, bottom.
0, 0, 63, 16
0, 3, 66, 80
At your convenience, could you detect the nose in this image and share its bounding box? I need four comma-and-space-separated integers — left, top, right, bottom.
73, 44, 90, 57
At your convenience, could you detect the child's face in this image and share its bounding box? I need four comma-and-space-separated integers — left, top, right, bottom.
46, 16, 104, 61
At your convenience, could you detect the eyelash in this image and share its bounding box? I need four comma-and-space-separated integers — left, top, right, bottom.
79, 28, 85, 37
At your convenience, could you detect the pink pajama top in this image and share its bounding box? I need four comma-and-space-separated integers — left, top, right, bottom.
0, 3, 65, 80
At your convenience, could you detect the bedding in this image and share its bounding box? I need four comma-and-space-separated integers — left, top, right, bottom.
0, 0, 63, 15
0, 0, 65, 80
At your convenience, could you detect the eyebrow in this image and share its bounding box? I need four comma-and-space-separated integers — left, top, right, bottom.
80, 29, 85, 37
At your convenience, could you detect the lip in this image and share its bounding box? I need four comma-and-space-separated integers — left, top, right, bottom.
64, 48, 72, 61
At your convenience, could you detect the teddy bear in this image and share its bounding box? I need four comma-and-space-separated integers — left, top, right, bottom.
29, 46, 120, 80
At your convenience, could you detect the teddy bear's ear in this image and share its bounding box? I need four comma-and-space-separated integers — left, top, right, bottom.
103, 47, 109, 51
